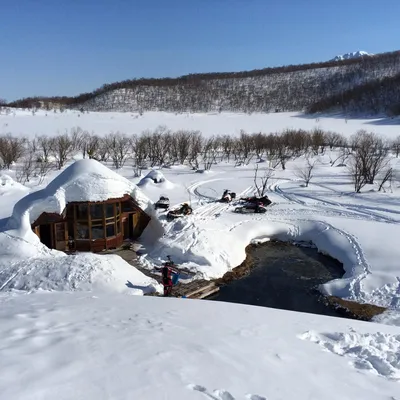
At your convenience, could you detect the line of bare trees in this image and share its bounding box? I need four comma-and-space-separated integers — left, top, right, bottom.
0, 126, 399, 192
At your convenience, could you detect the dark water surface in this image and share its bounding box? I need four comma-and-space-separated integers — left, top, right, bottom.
210, 241, 346, 318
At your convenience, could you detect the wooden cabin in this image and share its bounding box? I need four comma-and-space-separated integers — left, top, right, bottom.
31, 194, 150, 253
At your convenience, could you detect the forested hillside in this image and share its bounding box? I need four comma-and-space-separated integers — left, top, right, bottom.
6, 51, 400, 115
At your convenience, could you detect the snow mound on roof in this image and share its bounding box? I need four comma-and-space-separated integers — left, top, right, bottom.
0, 174, 28, 194
0, 247, 161, 294
6, 159, 163, 241
331, 51, 373, 61
138, 169, 174, 189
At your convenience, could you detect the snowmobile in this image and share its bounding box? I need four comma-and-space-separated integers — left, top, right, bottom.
234, 203, 267, 214
240, 195, 272, 206
155, 195, 170, 210
220, 189, 237, 203
166, 203, 193, 221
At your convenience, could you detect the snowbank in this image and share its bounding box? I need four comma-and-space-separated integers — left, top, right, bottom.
0, 174, 28, 193
138, 169, 174, 189
0, 251, 160, 294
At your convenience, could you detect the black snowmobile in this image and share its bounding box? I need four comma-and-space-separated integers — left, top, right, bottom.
234, 203, 267, 214
167, 203, 193, 221
240, 195, 272, 206
220, 189, 237, 203
155, 195, 170, 210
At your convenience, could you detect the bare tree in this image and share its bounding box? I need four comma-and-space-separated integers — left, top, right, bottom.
16, 152, 36, 184
37, 135, 53, 162
0, 134, 26, 169
105, 132, 130, 169
86, 134, 101, 159
188, 131, 203, 170
295, 157, 317, 187
131, 133, 148, 177
221, 134, 234, 162
202, 136, 219, 170
233, 131, 254, 166
378, 167, 393, 192
35, 159, 54, 184
348, 154, 367, 193
254, 164, 274, 197
310, 128, 326, 155
50, 133, 74, 170
350, 131, 389, 185
392, 136, 400, 158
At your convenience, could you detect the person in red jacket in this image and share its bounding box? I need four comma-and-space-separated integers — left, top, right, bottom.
157, 256, 179, 297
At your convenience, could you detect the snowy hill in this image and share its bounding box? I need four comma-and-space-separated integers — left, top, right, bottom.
331, 50, 373, 61
6, 50, 400, 115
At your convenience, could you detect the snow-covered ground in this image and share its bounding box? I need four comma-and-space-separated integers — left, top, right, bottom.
2, 108, 400, 138
1, 110, 400, 398
1, 292, 400, 400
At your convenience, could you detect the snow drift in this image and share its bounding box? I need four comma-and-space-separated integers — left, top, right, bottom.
138, 169, 174, 189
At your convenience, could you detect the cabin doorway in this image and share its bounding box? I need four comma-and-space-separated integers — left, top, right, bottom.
39, 224, 52, 248
128, 213, 135, 238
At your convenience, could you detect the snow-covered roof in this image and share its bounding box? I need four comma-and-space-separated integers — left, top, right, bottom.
7, 159, 161, 237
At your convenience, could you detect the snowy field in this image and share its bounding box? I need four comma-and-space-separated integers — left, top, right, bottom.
1, 110, 400, 398
1, 293, 400, 399
1, 108, 400, 138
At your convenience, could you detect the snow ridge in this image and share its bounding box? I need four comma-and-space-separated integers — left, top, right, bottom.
331, 51, 373, 61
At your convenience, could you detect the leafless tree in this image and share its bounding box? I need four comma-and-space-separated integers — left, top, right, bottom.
350, 131, 389, 185
220, 134, 234, 162
70, 127, 85, 152
85, 134, 101, 159
233, 131, 254, 166
188, 131, 203, 170
274, 135, 291, 170
170, 130, 192, 165
38, 135, 53, 162
131, 134, 148, 177
391, 135, 400, 158
326, 131, 346, 149
35, 159, 54, 185
378, 167, 393, 192
202, 136, 219, 170
310, 128, 326, 155
295, 157, 318, 187
105, 132, 130, 169
254, 164, 274, 197
16, 152, 36, 184
50, 133, 74, 170
348, 154, 367, 193
0, 134, 26, 169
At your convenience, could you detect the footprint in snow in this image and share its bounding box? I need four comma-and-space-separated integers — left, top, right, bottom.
188, 384, 266, 400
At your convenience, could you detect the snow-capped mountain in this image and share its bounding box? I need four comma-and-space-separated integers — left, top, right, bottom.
331, 51, 373, 61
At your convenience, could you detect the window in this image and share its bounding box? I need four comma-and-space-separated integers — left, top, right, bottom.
90, 204, 103, 220
76, 204, 88, 220
106, 223, 115, 237
91, 225, 104, 240
116, 202, 120, 215
105, 203, 114, 218
76, 223, 89, 239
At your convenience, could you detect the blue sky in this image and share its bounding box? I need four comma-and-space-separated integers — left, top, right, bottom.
1, 0, 399, 101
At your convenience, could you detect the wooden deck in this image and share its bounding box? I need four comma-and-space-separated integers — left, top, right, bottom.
101, 246, 220, 299
172, 280, 219, 299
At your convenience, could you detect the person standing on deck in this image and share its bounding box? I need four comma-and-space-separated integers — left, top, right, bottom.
157, 256, 179, 297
